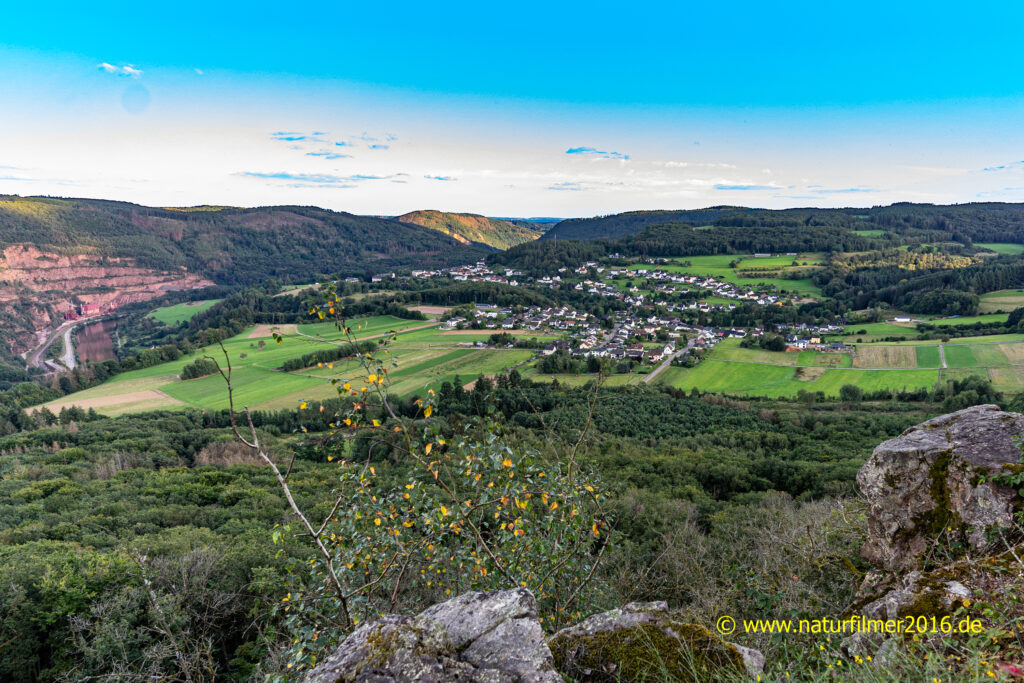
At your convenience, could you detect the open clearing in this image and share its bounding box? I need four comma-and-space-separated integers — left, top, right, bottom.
657, 335, 1024, 398
248, 324, 298, 338
409, 305, 452, 315
37, 389, 183, 416
147, 299, 223, 325
628, 254, 822, 296
42, 316, 544, 417
977, 243, 1024, 255
979, 290, 1024, 313
852, 345, 917, 368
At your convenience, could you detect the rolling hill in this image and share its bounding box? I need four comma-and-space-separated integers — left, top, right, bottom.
0, 196, 486, 363
394, 210, 541, 250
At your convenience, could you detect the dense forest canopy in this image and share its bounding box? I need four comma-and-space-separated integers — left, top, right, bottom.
0, 196, 486, 283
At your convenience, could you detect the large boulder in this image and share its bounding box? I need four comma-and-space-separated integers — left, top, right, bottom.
303, 589, 561, 683
858, 404, 1024, 571
547, 601, 760, 682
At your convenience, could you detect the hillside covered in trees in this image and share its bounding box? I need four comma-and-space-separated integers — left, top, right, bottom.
542, 202, 1024, 244
0, 196, 486, 284
394, 210, 541, 250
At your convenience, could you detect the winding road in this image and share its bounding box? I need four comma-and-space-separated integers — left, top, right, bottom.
25, 318, 89, 371
644, 339, 696, 383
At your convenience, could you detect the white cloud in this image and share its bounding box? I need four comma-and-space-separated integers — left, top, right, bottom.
97, 62, 143, 78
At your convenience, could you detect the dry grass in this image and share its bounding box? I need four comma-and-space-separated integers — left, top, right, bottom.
792, 366, 827, 381
408, 305, 450, 316
247, 324, 298, 339
852, 345, 917, 369
31, 389, 183, 413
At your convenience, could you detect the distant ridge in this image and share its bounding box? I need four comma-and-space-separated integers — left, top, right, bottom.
394, 210, 541, 250
541, 203, 1024, 242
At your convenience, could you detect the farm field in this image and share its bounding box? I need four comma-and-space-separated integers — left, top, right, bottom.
147, 299, 223, 325
838, 322, 917, 341
628, 255, 822, 296
979, 290, 1024, 313
915, 346, 941, 368
657, 336, 1024, 397
852, 229, 885, 237
40, 316, 544, 416
977, 243, 1024, 255
924, 313, 1009, 327
656, 359, 939, 398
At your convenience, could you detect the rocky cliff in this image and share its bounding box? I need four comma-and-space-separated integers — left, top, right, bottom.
0, 244, 213, 355
847, 404, 1024, 667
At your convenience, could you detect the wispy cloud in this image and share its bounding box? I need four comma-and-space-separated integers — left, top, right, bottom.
810, 187, 878, 194
714, 184, 778, 191
306, 150, 351, 160
271, 131, 306, 142
566, 146, 630, 161
658, 161, 736, 169
549, 181, 585, 191
369, 144, 390, 150
976, 187, 1024, 198
424, 175, 458, 181
983, 161, 1024, 172
239, 171, 406, 188
194, 68, 204, 76
98, 63, 143, 78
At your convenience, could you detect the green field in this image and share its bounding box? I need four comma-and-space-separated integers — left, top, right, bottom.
924, 313, 1009, 327
852, 229, 885, 237
839, 322, 917, 341
655, 359, 939, 398
977, 243, 1024, 255
656, 335, 1024, 397
628, 255, 822, 296
147, 299, 223, 325
915, 346, 941, 368
41, 316, 543, 416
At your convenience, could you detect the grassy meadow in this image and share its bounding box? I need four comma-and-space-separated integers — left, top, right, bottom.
41, 316, 545, 416
627, 254, 823, 296
656, 336, 1024, 397
147, 299, 224, 325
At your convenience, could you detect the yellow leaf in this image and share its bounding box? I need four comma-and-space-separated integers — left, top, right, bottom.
374, 518, 381, 526
425, 443, 433, 455
343, 382, 351, 391
502, 458, 513, 468
440, 505, 449, 517
368, 374, 377, 382
424, 405, 433, 418
299, 401, 307, 410
372, 419, 381, 427
592, 523, 600, 538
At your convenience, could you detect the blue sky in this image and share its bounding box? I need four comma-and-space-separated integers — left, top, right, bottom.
2, 1, 1024, 216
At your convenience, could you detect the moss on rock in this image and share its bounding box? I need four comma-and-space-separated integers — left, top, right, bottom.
550, 619, 744, 683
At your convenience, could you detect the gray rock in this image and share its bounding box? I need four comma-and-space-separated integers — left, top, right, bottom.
548, 601, 758, 681
461, 618, 561, 683
301, 614, 466, 683
729, 642, 765, 676
303, 589, 559, 683
420, 588, 537, 648
857, 404, 1024, 571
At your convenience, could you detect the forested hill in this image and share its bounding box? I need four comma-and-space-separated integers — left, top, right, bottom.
543, 207, 759, 241
542, 202, 1024, 242
394, 210, 541, 250
0, 196, 486, 284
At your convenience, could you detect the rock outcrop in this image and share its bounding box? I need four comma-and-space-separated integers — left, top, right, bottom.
548, 601, 759, 682
303, 591, 763, 683
845, 405, 1024, 665
303, 589, 561, 683
858, 404, 1024, 571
